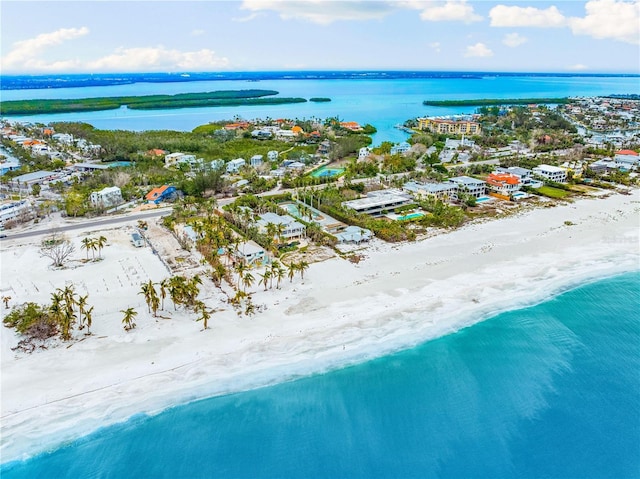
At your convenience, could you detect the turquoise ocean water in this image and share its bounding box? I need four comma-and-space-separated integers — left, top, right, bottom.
3, 75, 640, 145
2, 272, 639, 478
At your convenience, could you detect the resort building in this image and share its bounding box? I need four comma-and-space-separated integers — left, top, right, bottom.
89, 186, 123, 208
250, 155, 264, 167
164, 153, 197, 168
226, 158, 246, 173
403, 181, 458, 201
211, 159, 225, 170
533, 164, 567, 183
485, 173, 521, 197
613, 150, 639, 170
342, 189, 414, 217
257, 212, 306, 240
417, 117, 482, 135
448, 176, 486, 199
10, 170, 59, 189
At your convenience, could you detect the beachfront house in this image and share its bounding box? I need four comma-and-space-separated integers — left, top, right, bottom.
495, 166, 542, 188
533, 164, 567, 183
358, 147, 371, 160
485, 173, 521, 197
335, 225, 373, 244
403, 181, 459, 201
233, 240, 266, 266
613, 150, 639, 171
257, 212, 306, 240
448, 176, 486, 199
89, 186, 123, 208
226, 158, 246, 174
342, 189, 414, 217
0, 200, 32, 226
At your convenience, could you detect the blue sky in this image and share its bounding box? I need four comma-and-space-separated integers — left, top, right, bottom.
1, 0, 639, 74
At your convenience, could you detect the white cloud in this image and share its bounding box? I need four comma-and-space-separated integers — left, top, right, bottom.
429, 41, 442, 53
87, 47, 229, 72
489, 5, 567, 28
414, 0, 482, 23
1, 27, 89, 70
191, 29, 206, 36
1, 28, 230, 72
567, 63, 589, 71
239, 0, 481, 24
464, 42, 493, 57
568, 0, 640, 45
239, 0, 393, 24
502, 32, 527, 47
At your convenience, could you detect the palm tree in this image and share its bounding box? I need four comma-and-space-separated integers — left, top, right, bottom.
139, 282, 153, 313
287, 262, 297, 283
95, 235, 107, 258
2, 296, 11, 309
49, 293, 65, 338
195, 301, 212, 330
121, 307, 138, 331
84, 305, 94, 335
81, 237, 92, 261
297, 260, 309, 280
234, 262, 248, 291
77, 294, 88, 330
242, 271, 255, 293
159, 278, 169, 311
273, 263, 286, 289
259, 270, 271, 291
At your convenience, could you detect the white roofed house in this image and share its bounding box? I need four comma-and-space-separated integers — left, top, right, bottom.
267, 150, 279, 161
403, 181, 459, 201
164, 152, 186, 168
233, 240, 266, 267
226, 158, 246, 174
342, 189, 414, 217
448, 176, 486, 198
89, 186, 123, 209
533, 164, 567, 183
390, 142, 411, 155
257, 212, 306, 241
250, 154, 264, 167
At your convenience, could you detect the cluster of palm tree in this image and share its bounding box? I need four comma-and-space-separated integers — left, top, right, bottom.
80, 235, 108, 261
139, 275, 202, 315
49, 284, 93, 340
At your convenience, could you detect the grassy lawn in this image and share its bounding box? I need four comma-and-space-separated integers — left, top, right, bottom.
536, 185, 570, 199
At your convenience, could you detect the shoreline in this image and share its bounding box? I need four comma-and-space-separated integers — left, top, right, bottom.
1, 192, 639, 464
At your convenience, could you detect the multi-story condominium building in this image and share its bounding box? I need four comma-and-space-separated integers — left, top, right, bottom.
418, 118, 482, 135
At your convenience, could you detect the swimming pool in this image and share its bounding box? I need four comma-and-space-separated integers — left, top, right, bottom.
397, 212, 425, 221
281, 202, 322, 221
310, 166, 345, 178
476, 196, 493, 203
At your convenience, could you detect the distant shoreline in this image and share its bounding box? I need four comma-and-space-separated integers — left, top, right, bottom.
0, 90, 309, 116
423, 97, 570, 107
2, 71, 639, 91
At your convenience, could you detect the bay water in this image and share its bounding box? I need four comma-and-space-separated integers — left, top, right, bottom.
2, 272, 639, 478
3, 74, 640, 145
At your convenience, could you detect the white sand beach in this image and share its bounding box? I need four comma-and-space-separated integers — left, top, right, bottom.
1, 191, 639, 463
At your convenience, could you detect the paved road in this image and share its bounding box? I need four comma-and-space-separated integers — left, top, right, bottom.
1, 208, 173, 241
